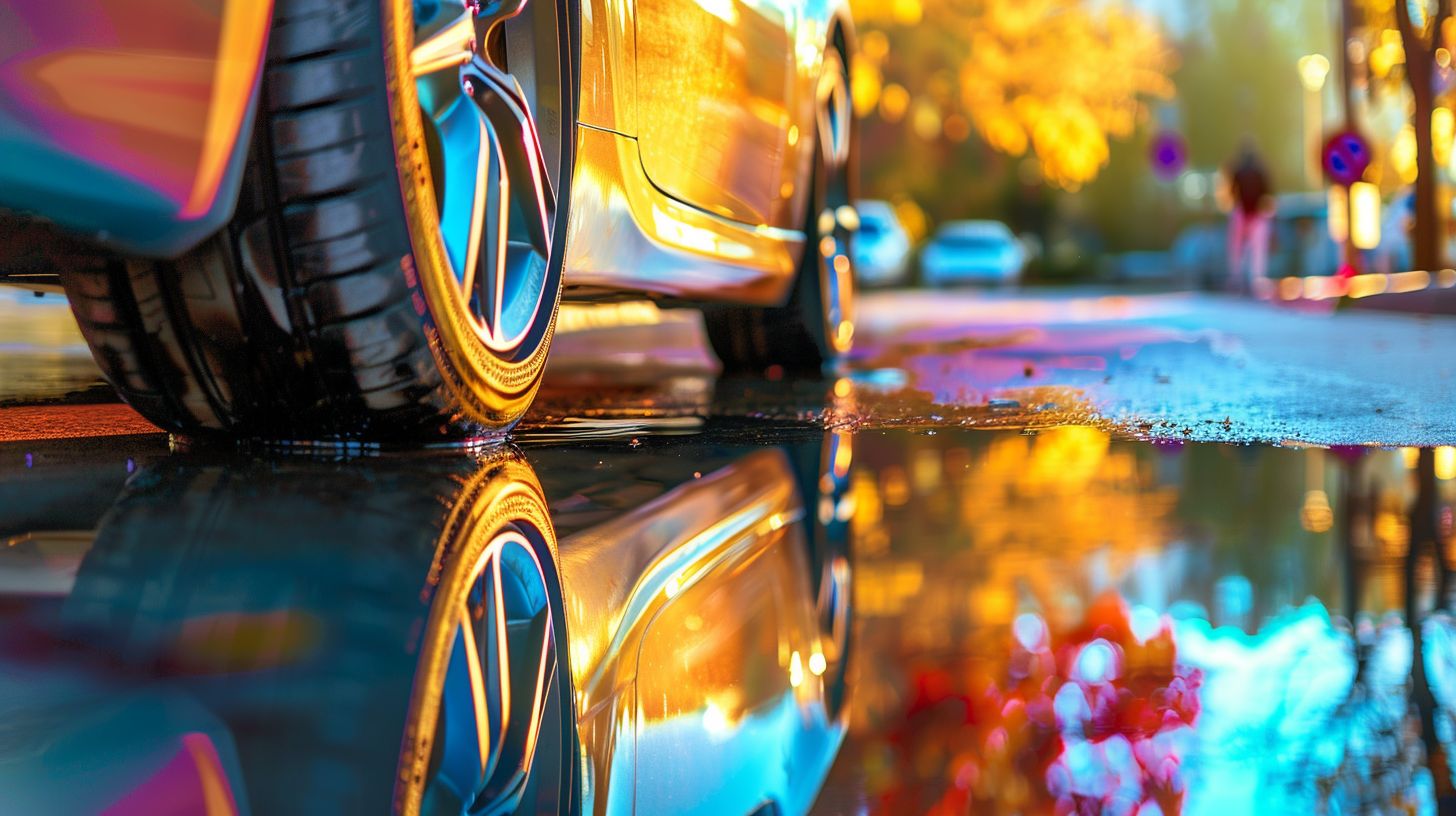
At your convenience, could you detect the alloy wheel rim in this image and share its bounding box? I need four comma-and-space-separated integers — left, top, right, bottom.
427, 527, 565, 815
411, 0, 563, 359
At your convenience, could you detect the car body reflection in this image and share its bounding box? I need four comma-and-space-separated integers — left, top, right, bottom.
0, 431, 853, 815
538, 433, 853, 814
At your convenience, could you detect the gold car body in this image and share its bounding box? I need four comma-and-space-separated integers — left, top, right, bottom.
565, 0, 855, 305
0, 0, 853, 306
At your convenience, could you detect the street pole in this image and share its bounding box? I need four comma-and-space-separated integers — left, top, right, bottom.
1305, 87, 1323, 189
1338, 0, 1361, 275
1299, 55, 1330, 189
1340, 0, 1354, 121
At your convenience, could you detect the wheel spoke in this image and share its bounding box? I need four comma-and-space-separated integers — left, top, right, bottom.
411, 10, 477, 77
463, 57, 553, 244
414, 0, 558, 357
436, 617, 490, 800
474, 126, 510, 338
460, 56, 554, 351
474, 620, 554, 816
475, 538, 556, 813
481, 551, 508, 782
435, 99, 490, 296
520, 610, 555, 766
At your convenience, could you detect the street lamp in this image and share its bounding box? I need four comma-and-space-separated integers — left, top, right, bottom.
1350, 181, 1382, 250
1299, 54, 1331, 189
1299, 54, 1331, 91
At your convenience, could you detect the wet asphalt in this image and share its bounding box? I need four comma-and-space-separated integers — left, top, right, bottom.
5, 285, 1456, 814
6, 286, 1456, 445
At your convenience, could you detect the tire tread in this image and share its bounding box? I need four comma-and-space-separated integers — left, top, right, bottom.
61, 0, 577, 440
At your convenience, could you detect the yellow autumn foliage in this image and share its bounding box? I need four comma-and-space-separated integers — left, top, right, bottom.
852, 0, 1175, 189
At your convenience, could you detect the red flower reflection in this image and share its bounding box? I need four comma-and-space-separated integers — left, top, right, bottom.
874, 594, 1200, 815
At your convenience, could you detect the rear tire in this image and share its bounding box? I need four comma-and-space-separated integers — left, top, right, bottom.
64, 452, 578, 815
704, 44, 856, 374
60, 0, 578, 441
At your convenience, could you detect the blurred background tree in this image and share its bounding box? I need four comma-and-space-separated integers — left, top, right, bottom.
850, 0, 1337, 276
852, 0, 1174, 192
851, 0, 1173, 205
954, 0, 1176, 191
1353, 0, 1453, 270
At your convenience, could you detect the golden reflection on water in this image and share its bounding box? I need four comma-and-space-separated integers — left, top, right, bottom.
2, 433, 858, 815
823, 428, 1456, 815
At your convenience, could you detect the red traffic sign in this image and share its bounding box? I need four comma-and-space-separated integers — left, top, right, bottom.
1149, 131, 1188, 181
1322, 130, 1371, 186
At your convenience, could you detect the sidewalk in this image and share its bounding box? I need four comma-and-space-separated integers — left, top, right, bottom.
1344, 284, 1456, 315
1253, 269, 1456, 315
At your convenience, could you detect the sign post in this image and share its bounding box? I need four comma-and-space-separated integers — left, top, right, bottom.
1322, 130, 1372, 275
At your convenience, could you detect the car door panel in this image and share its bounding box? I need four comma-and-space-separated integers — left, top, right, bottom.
579, 0, 637, 134
634, 0, 810, 229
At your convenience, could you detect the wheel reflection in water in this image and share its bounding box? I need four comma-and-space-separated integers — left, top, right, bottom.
0, 430, 855, 816
399, 458, 572, 816
20, 451, 575, 816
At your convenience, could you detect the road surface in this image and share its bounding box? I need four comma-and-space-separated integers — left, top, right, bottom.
540, 288, 1456, 447
7, 286, 1454, 446
4, 284, 1456, 814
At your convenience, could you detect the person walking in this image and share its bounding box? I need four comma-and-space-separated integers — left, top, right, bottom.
1226, 143, 1275, 293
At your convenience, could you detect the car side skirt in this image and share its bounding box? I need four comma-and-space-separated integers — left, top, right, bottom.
562, 125, 802, 306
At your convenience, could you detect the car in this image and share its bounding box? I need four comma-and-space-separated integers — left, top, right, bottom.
1170, 222, 1227, 289
920, 220, 1026, 286
1172, 195, 1342, 290
0, 430, 853, 815
0, 0, 859, 440
1269, 192, 1339, 279
852, 199, 912, 287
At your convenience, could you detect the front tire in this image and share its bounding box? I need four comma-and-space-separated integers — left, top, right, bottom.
704, 44, 856, 373
61, 0, 578, 441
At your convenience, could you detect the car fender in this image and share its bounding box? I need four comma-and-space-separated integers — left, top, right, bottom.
0, 0, 272, 258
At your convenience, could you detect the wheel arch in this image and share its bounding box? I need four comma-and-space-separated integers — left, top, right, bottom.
791, 8, 860, 272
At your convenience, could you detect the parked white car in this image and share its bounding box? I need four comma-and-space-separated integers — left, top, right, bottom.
852, 200, 913, 287
921, 220, 1026, 286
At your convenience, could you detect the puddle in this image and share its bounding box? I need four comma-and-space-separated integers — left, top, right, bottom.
534, 291, 1456, 447
5, 289, 1456, 812
4, 423, 1455, 813
815, 427, 1456, 815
